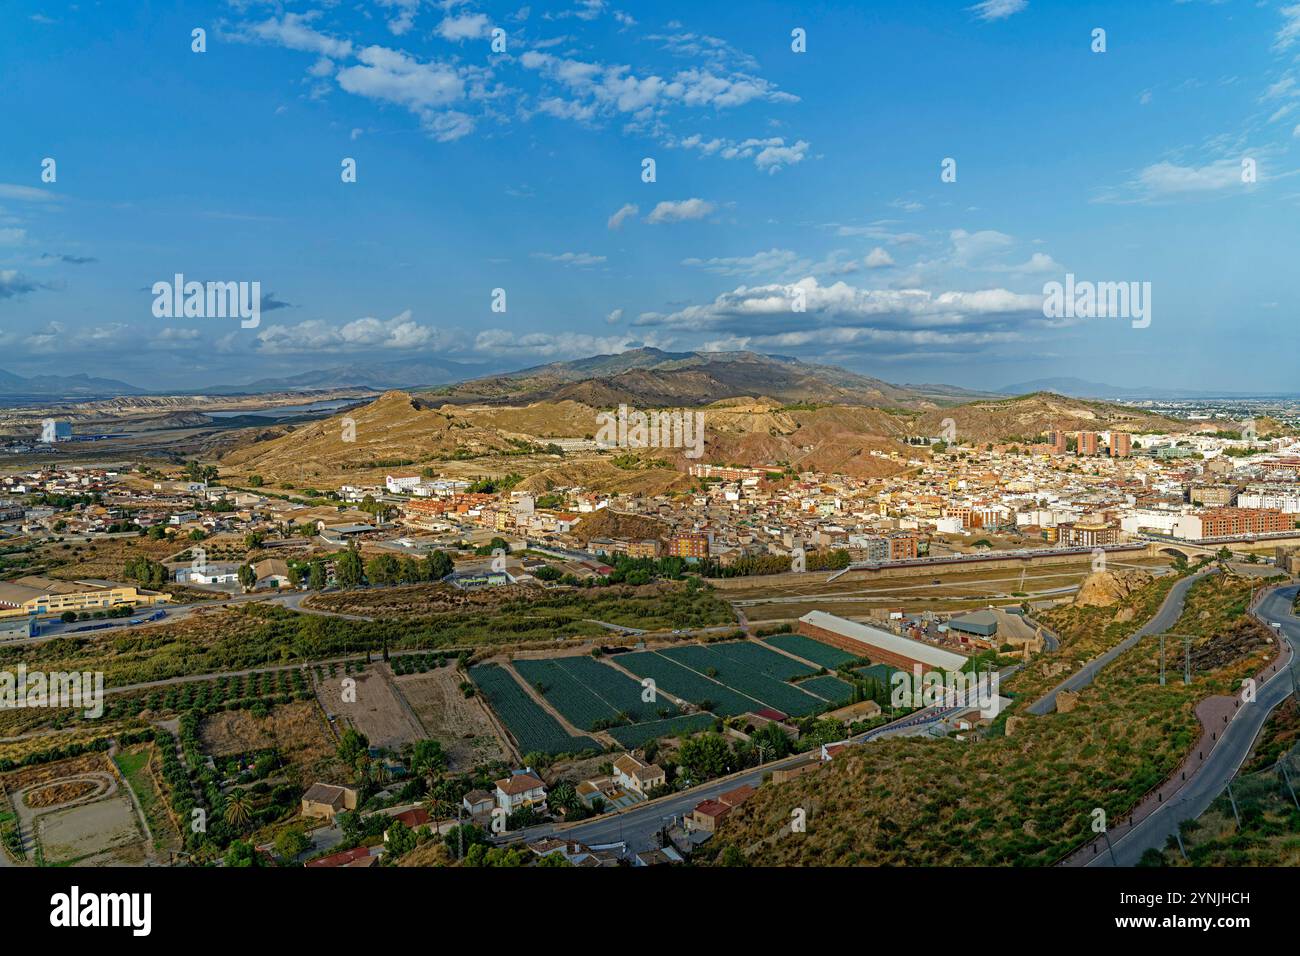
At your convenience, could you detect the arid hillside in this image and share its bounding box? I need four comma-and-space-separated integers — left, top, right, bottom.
913, 392, 1185, 443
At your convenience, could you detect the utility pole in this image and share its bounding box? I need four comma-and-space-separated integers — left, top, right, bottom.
1280, 761, 1300, 812
1184, 634, 1192, 686
1159, 633, 1166, 686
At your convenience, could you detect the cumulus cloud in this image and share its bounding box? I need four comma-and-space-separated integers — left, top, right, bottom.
233, 12, 353, 59
0, 270, 51, 299
473, 328, 664, 359
437, 13, 492, 42
632, 277, 1044, 358
606, 203, 638, 229
865, 247, 895, 268
645, 198, 715, 224
255, 310, 453, 353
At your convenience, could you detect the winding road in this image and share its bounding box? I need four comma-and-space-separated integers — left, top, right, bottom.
1027, 569, 1214, 716
1085, 583, 1298, 866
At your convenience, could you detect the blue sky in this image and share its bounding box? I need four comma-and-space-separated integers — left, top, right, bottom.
2, 0, 1299, 393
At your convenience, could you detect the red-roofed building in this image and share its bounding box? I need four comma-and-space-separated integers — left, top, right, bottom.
389, 807, 430, 829
690, 799, 731, 832
718, 784, 755, 808
305, 845, 381, 868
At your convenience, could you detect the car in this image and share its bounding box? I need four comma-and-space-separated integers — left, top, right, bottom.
1271, 622, 1282, 630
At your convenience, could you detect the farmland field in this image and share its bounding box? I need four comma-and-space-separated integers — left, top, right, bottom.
513, 655, 674, 730
797, 675, 856, 706
468, 664, 598, 757
393, 666, 510, 770
607, 714, 717, 749
764, 633, 860, 669
615, 651, 762, 717
658, 644, 825, 717
707, 640, 818, 680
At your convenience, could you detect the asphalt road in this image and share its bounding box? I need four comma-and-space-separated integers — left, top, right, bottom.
506, 684, 999, 854
1088, 584, 1299, 867
1027, 569, 1214, 716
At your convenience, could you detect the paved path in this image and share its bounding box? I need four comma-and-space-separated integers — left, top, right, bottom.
1027, 569, 1214, 716
1078, 583, 1297, 867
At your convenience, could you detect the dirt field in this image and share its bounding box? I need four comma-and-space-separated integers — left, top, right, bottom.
0, 752, 110, 791
36, 790, 147, 864
24, 780, 98, 808
393, 667, 510, 770
317, 667, 425, 751
199, 701, 340, 787
722, 555, 1175, 622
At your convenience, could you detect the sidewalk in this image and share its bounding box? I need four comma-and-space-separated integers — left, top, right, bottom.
1059, 590, 1294, 866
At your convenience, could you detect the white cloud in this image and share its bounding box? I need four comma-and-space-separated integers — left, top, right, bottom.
865, 247, 895, 268
337, 46, 465, 110
637, 277, 1041, 333
969, 0, 1028, 22
378, 0, 422, 37
438, 13, 492, 42
473, 328, 664, 359
255, 310, 452, 353
645, 198, 715, 224
683, 248, 803, 277
1275, 4, 1300, 51
236, 12, 353, 59
605, 308, 624, 324
1136, 159, 1248, 194
532, 251, 607, 266
607, 203, 638, 229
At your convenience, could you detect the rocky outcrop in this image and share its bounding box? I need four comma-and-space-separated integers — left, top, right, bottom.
1073, 569, 1155, 608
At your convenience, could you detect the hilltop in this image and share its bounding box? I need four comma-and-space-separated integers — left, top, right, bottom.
912, 392, 1184, 444
428, 348, 941, 409
220, 390, 516, 481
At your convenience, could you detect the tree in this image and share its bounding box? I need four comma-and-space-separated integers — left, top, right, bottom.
337, 728, 370, 769
308, 560, 327, 589
385, 820, 417, 857
224, 840, 261, 867
237, 563, 256, 591
677, 733, 732, 783
411, 739, 447, 782
422, 550, 453, 581
274, 827, 310, 861
335, 549, 365, 589
248, 475, 263, 487
365, 554, 400, 586
224, 790, 252, 829
750, 721, 792, 761
60, 610, 77, 623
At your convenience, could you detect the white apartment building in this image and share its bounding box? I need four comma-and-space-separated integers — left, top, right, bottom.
1238, 492, 1300, 513
1119, 508, 1185, 535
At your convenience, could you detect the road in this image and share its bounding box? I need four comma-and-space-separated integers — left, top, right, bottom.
1027, 569, 1213, 716
1088, 584, 1299, 867
505, 676, 1009, 855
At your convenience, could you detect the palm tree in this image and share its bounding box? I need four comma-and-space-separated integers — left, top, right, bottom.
224, 790, 252, 829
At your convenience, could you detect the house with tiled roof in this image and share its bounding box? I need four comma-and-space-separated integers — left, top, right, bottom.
494, 769, 547, 814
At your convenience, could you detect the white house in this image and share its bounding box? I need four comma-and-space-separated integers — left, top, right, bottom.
494, 769, 547, 814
